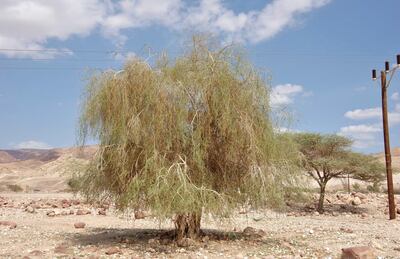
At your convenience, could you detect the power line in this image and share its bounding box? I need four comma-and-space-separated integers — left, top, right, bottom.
0, 47, 396, 57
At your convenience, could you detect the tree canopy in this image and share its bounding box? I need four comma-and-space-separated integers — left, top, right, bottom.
293, 132, 385, 212
76, 37, 300, 238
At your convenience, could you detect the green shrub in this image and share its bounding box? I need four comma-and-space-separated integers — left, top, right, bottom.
7, 184, 23, 192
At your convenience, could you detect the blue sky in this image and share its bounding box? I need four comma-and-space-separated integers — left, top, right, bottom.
0, 0, 399, 153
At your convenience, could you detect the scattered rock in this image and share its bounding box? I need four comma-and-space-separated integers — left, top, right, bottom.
352, 197, 362, 206
0, 221, 17, 229
361, 212, 368, 218
341, 246, 375, 259
98, 208, 106, 216
105, 247, 121, 255
74, 222, 86, 229
397, 208, 400, 214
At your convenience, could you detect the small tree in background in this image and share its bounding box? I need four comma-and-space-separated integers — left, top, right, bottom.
293, 133, 385, 213
77, 36, 300, 240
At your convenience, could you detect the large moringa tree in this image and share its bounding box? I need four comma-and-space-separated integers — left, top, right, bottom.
78, 37, 299, 240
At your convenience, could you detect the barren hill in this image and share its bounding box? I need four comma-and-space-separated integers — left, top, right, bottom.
0, 146, 97, 192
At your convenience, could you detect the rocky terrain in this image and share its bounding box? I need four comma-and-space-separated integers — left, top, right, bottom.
1, 147, 400, 258
1, 191, 400, 258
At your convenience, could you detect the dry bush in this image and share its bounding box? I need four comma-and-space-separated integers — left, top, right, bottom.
7, 184, 23, 192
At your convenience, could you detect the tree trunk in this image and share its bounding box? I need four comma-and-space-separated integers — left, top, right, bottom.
174, 212, 201, 240
317, 184, 326, 213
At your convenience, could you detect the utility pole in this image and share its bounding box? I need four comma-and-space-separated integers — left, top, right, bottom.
372, 54, 400, 220
380, 70, 396, 220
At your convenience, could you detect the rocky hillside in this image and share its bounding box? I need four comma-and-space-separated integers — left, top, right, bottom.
0, 146, 97, 193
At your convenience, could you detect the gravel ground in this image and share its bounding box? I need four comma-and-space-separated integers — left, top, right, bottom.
1, 192, 400, 258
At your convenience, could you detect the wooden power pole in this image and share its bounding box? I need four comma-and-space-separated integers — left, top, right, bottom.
380, 70, 396, 220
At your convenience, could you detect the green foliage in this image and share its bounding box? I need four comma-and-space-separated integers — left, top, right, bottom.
7, 184, 23, 192
77, 36, 300, 218
366, 182, 381, 193
293, 132, 385, 185
352, 182, 361, 192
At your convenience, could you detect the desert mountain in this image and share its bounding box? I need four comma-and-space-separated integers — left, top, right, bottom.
0, 146, 97, 192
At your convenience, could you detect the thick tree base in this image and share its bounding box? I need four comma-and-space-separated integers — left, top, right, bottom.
174, 213, 202, 240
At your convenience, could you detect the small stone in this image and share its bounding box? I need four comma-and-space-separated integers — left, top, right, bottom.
160, 238, 171, 245
25, 206, 35, 213
105, 247, 121, 255
177, 238, 196, 247
98, 209, 106, 216
74, 222, 86, 229
54, 243, 73, 254
202, 236, 210, 243
76, 209, 91, 215
242, 226, 265, 238
62, 202, 71, 208
46, 211, 55, 217
134, 211, 146, 219
397, 208, 400, 214
0, 221, 17, 229
340, 227, 353, 233
361, 212, 368, 218
29, 250, 43, 256
308, 229, 314, 234
352, 197, 362, 206
313, 211, 320, 216
341, 246, 375, 259
354, 192, 367, 200
239, 208, 247, 214
148, 238, 157, 245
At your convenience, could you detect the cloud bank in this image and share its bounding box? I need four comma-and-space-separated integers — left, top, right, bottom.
0, 0, 332, 58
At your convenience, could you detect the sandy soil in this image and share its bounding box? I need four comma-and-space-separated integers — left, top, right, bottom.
1, 192, 400, 258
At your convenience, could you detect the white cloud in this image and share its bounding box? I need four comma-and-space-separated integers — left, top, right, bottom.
270, 84, 304, 106
391, 92, 399, 101
275, 127, 301, 133
344, 107, 381, 120
14, 140, 52, 149
338, 124, 382, 149
0, 0, 331, 58
344, 106, 400, 126
0, 0, 106, 58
